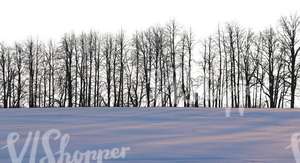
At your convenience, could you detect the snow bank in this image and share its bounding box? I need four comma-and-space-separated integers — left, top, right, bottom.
0, 108, 299, 163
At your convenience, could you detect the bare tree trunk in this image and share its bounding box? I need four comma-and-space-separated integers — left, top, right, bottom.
187, 29, 193, 107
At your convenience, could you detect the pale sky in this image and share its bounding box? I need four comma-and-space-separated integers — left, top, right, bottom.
0, 0, 300, 43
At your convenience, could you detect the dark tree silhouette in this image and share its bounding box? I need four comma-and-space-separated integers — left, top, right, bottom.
0, 14, 299, 108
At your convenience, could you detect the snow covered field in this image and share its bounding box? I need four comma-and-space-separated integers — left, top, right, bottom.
0, 108, 300, 163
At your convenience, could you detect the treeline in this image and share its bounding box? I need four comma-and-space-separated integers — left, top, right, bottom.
0, 14, 300, 108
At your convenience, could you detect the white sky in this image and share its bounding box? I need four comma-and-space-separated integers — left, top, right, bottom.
0, 0, 300, 43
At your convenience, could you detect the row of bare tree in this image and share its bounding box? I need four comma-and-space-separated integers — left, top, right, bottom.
0, 14, 300, 108
201, 14, 300, 108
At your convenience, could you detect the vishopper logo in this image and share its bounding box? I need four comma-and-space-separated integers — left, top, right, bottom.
1, 129, 131, 163
225, 108, 245, 118
287, 133, 300, 163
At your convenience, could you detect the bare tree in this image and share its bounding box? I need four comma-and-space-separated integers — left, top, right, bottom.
280, 14, 300, 108
166, 20, 179, 107
62, 34, 75, 107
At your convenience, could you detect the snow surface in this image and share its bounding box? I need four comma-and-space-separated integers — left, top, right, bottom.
0, 108, 299, 163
